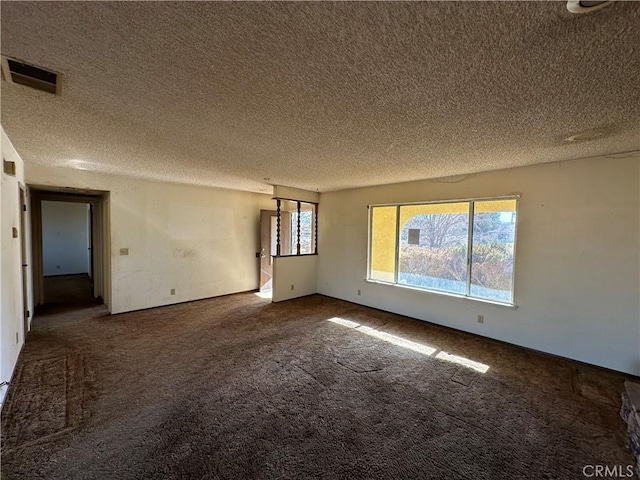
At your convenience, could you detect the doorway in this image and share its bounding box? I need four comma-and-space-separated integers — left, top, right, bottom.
259, 207, 295, 294
30, 187, 110, 312
41, 200, 93, 304
259, 210, 277, 292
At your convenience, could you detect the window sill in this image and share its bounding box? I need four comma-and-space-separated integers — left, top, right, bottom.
364, 279, 518, 310
273, 253, 318, 258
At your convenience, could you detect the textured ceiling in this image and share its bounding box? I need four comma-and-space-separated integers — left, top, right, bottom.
1, 1, 639, 193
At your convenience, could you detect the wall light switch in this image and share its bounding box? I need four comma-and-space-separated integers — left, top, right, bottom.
12, 227, 18, 238
120, 248, 129, 256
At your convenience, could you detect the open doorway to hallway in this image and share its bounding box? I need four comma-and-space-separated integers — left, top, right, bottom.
41, 200, 95, 306
30, 187, 110, 313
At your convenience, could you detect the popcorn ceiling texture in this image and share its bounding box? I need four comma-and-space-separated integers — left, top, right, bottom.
1, 2, 639, 193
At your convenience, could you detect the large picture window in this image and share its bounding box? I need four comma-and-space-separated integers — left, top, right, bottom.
368, 197, 518, 305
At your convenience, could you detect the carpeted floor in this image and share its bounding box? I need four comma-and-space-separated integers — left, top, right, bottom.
40, 274, 102, 313
1, 292, 634, 479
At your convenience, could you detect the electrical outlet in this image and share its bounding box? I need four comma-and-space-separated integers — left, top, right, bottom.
15, 332, 18, 344
357, 289, 361, 296
170, 288, 176, 295
291, 284, 294, 291
477, 314, 484, 324
120, 248, 129, 256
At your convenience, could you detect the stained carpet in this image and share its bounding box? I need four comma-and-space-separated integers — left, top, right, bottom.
1, 292, 634, 479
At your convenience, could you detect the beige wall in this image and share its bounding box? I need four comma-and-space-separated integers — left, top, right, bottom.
317, 157, 640, 375
1, 128, 32, 407
272, 255, 318, 302
27, 164, 274, 314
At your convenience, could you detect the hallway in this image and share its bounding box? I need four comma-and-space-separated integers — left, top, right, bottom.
39, 274, 101, 313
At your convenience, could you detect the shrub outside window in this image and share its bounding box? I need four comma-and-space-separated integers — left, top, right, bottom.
368, 197, 518, 305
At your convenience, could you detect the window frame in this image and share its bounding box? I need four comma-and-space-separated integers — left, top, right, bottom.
367, 195, 520, 308
274, 197, 318, 257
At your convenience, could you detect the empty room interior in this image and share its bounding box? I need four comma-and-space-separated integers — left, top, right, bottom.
1, 2, 639, 479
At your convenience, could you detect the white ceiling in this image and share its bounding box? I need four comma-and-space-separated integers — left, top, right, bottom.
1, 1, 639, 193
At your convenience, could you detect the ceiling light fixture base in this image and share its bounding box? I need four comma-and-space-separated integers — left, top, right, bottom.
566, 0, 614, 14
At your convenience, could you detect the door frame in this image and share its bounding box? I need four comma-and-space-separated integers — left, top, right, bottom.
19, 186, 29, 336
29, 186, 111, 310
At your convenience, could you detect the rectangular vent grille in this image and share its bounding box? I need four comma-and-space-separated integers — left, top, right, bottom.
1, 56, 59, 94
3, 158, 16, 176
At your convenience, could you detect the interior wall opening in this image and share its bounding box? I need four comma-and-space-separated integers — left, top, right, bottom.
41, 200, 95, 306
30, 187, 110, 314
259, 208, 278, 294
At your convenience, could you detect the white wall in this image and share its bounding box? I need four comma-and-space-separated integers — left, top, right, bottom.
1, 128, 32, 407
318, 157, 640, 376
272, 255, 318, 302
42, 201, 90, 276
27, 164, 274, 314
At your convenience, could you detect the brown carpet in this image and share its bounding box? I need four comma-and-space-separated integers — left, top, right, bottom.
1, 292, 634, 479
41, 274, 102, 313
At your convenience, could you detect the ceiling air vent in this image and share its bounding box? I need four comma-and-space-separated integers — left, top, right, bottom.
1, 56, 59, 94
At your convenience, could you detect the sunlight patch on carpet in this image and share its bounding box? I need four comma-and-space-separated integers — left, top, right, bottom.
328, 317, 489, 373
435, 351, 489, 373
328, 317, 436, 356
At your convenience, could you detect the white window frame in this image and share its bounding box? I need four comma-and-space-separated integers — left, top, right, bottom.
366, 195, 520, 308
